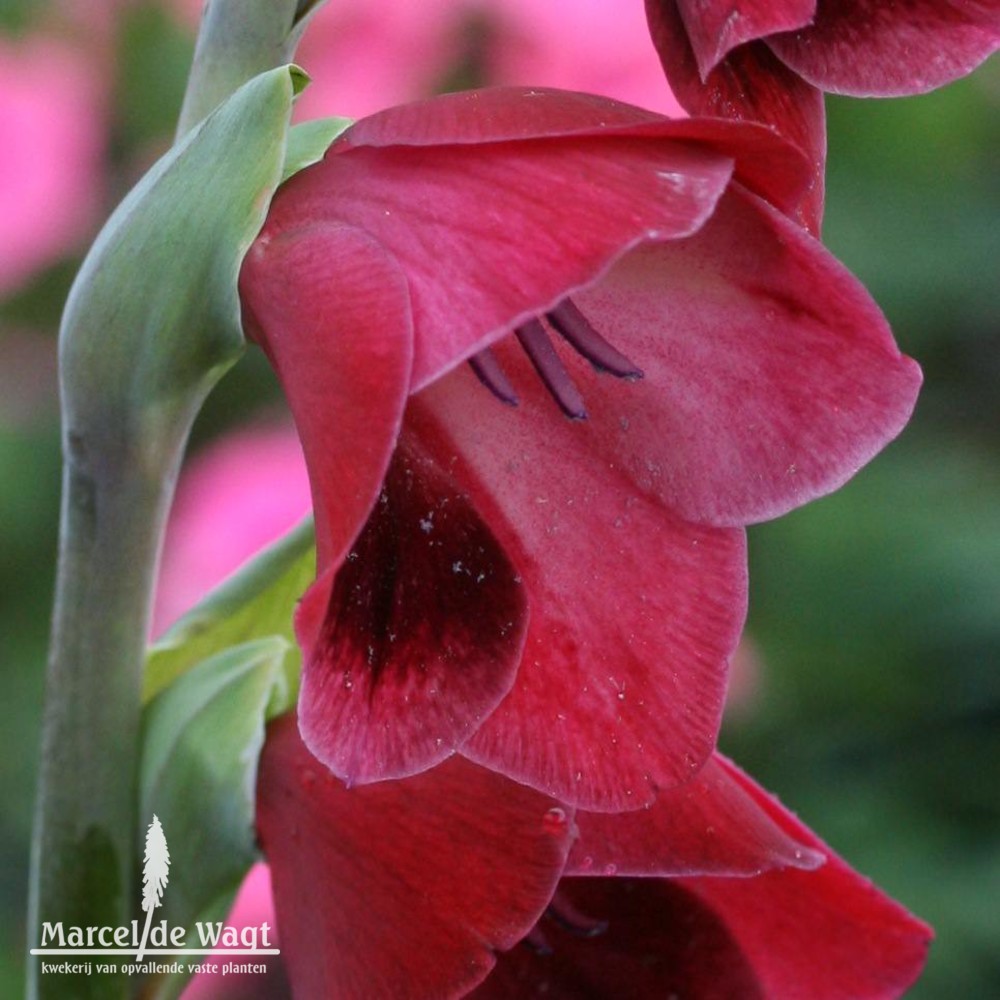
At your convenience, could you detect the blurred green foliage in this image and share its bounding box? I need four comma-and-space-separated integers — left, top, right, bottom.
1, 3, 998, 997
727, 69, 1000, 1000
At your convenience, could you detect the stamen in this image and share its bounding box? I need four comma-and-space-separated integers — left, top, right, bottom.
547, 300, 644, 380
466, 299, 642, 418
525, 926, 554, 955
545, 890, 608, 938
468, 348, 519, 406
516, 319, 588, 420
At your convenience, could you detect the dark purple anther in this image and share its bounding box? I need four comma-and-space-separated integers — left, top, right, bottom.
545, 891, 609, 939
516, 318, 588, 420
468, 348, 519, 406
547, 299, 644, 380
467, 298, 643, 418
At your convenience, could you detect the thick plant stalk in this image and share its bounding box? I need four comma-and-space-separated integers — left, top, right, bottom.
27, 435, 187, 1000
26, 3, 313, 997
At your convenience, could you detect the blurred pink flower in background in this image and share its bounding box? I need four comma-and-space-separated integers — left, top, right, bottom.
154, 425, 312, 637
174, 0, 681, 118
483, 0, 681, 113
0, 35, 104, 294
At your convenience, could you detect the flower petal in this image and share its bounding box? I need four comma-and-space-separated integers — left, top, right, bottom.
472, 878, 765, 999
344, 85, 815, 224
342, 86, 668, 146
566, 753, 823, 876
295, 439, 527, 785
239, 222, 413, 575
266, 112, 737, 391
770, 0, 1000, 96
568, 186, 920, 526
674, 756, 933, 998
670, 0, 816, 78
410, 375, 747, 811
646, 0, 826, 233
256, 717, 574, 999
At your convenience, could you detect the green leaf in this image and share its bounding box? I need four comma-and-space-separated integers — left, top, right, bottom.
139, 637, 293, 998
145, 517, 316, 702
60, 65, 301, 470
282, 117, 353, 182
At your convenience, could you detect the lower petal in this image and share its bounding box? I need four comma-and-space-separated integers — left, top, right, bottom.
256, 717, 575, 1000
295, 439, 528, 785
675, 756, 933, 998
410, 381, 748, 811
566, 752, 823, 877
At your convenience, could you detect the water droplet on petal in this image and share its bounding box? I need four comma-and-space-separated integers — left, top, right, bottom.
542, 807, 568, 835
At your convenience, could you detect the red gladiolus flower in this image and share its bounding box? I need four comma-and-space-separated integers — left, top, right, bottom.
644, 0, 1000, 231
239, 87, 920, 812
255, 714, 930, 999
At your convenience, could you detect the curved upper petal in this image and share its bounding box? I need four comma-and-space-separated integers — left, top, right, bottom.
646, 0, 826, 233
566, 752, 823, 877
565, 185, 921, 526
409, 371, 748, 812
294, 438, 528, 785
671, 0, 817, 78
256, 716, 575, 1000
770, 0, 1000, 96
674, 755, 933, 999
341, 86, 670, 146
239, 222, 413, 576
264, 92, 744, 391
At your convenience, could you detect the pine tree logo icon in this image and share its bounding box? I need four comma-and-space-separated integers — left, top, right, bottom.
136, 815, 170, 961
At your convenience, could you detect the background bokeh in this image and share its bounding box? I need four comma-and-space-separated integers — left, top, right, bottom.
1, 1, 997, 996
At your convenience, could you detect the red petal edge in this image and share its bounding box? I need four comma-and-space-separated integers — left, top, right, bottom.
566, 752, 823, 877
770, 0, 1000, 96
239, 222, 413, 575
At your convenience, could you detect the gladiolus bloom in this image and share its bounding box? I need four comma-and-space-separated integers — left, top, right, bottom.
644, 0, 1000, 231
254, 714, 930, 999
239, 87, 920, 811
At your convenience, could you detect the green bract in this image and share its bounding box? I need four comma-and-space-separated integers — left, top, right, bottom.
59, 65, 306, 479
139, 639, 293, 1000
145, 517, 316, 702
283, 117, 353, 182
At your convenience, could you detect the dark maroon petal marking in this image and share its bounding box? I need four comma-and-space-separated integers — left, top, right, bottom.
469, 348, 519, 406
545, 891, 608, 939
295, 438, 527, 784
547, 299, 644, 379
471, 878, 764, 999
515, 318, 588, 420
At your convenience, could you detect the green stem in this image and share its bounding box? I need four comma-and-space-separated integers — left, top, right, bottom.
27, 3, 315, 998
176, 0, 322, 137
27, 437, 185, 1000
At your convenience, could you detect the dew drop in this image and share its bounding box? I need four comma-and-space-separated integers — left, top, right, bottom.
542, 807, 568, 835
602, 863, 618, 876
